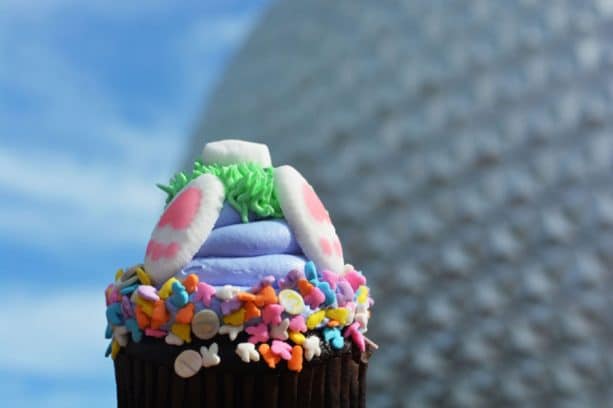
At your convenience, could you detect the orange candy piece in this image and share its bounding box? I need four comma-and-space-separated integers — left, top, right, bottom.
258, 343, 281, 369
254, 285, 277, 307
150, 300, 169, 329
297, 279, 314, 296
237, 292, 256, 302
327, 320, 340, 327
135, 305, 150, 329
183, 274, 199, 293
244, 301, 261, 321
288, 345, 303, 372
175, 303, 195, 324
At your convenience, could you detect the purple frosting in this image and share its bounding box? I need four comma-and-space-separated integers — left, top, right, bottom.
176, 255, 308, 286
213, 202, 243, 228
195, 220, 301, 257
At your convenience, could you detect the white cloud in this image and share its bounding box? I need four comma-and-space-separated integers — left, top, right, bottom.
0, 288, 110, 377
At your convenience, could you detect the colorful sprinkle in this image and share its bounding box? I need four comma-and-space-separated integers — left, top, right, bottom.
289, 315, 307, 332
278, 289, 305, 315
223, 307, 246, 326
262, 303, 283, 325
288, 345, 303, 372
171, 323, 191, 343
258, 343, 281, 368
236, 342, 260, 363
306, 310, 326, 330
271, 340, 292, 360
246, 323, 269, 344
303, 336, 322, 361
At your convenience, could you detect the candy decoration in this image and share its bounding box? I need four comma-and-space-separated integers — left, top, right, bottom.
201, 139, 272, 167
174, 350, 202, 378
223, 308, 246, 326
270, 318, 290, 340
303, 336, 322, 361
192, 310, 220, 340
191, 282, 216, 306
278, 289, 306, 315
236, 342, 260, 363
219, 324, 243, 341
274, 165, 344, 274
171, 323, 191, 343
144, 174, 225, 284
307, 310, 326, 330
288, 345, 303, 372
262, 304, 283, 325
271, 340, 292, 360
289, 331, 306, 345
183, 274, 199, 293
344, 322, 365, 352
323, 327, 344, 350
165, 332, 184, 346
289, 315, 307, 332
258, 343, 281, 368
200, 343, 221, 368
246, 323, 269, 344
175, 303, 195, 324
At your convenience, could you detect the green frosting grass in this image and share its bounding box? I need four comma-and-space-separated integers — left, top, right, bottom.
157, 160, 283, 222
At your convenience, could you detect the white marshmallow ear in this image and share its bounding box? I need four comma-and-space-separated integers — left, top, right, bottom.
202, 139, 272, 167
274, 165, 344, 274
144, 174, 225, 284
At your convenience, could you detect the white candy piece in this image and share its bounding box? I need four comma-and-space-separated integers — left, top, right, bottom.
202, 139, 272, 167
219, 324, 243, 341
236, 342, 260, 363
144, 174, 225, 284
303, 335, 322, 361
174, 350, 202, 378
200, 343, 221, 368
216, 285, 241, 301
270, 318, 290, 340
274, 165, 344, 274
165, 333, 184, 346
192, 310, 220, 340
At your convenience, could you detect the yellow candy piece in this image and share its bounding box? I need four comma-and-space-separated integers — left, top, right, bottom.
306, 310, 326, 330
111, 339, 120, 360
223, 308, 246, 326
326, 308, 349, 325
171, 323, 191, 343
134, 296, 154, 317
135, 266, 151, 285
278, 289, 305, 315
115, 268, 124, 282
289, 331, 306, 345
357, 285, 369, 304
158, 278, 178, 300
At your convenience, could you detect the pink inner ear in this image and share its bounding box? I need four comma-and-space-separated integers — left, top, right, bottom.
320, 237, 333, 255
158, 187, 202, 229
303, 182, 330, 223
146, 240, 180, 261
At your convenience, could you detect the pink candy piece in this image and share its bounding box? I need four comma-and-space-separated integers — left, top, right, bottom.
344, 270, 366, 291
271, 340, 292, 360
192, 282, 216, 306
137, 285, 160, 302
303, 287, 325, 309
262, 304, 284, 325
322, 270, 339, 289
246, 323, 269, 344
145, 328, 167, 338
343, 322, 365, 352
108, 286, 121, 304
289, 315, 307, 332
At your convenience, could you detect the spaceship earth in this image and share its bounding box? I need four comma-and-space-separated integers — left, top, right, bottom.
191, 0, 613, 406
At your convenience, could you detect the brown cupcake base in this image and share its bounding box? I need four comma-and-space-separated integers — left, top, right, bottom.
113, 334, 371, 408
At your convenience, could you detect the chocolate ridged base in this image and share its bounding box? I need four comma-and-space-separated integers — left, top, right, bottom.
113, 335, 371, 408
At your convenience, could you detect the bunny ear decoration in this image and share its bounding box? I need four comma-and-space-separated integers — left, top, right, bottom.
274, 165, 344, 274
144, 174, 225, 284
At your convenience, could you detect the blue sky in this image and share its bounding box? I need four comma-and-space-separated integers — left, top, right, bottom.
0, 1, 269, 406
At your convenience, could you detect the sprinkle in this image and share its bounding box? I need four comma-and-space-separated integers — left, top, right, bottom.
120, 284, 138, 296
121, 296, 134, 318
169, 281, 189, 308
113, 326, 129, 347
355, 311, 369, 331
356, 285, 369, 304
262, 304, 283, 325
335, 281, 354, 306
135, 266, 151, 285
165, 332, 184, 346
115, 268, 124, 282
316, 281, 336, 307
322, 270, 339, 289
220, 298, 242, 315
135, 305, 151, 329
111, 339, 120, 359
183, 274, 199, 293
289, 315, 307, 332
158, 278, 178, 299
200, 343, 221, 368
175, 303, 195, 324
108, 286, 121, 304
125, 318, 142, 343
134, 296, 154, 317
297, 278, 314, 296
304, 261, 318, 281
219, 324, 243, 341
278, 289, 305, 315
344, 322, 365, 352
171, 323, 191, 343
278, 269, 304, 289
236, 342, 260, 363
223, 307, 246, 326
323, 327, 344, 350
174, 349, 201, 378
288, 345, 303, 372
150, 300, 169, 329
191, 282, 216, 306
271, 340, 292, 360
105, 324, 112, 339
246, 323, 269, 344
216, 285, 240, 301
325, 308, 349, 325
251, 275, 275, 292
289, 331, 305, 345
145, 328, 166, 338
344, 270, 366, 291
106, 303, 123, 326
254, 285, 277, 307
191, 310, 220, 340
303, 287, 325, 309
306, 310, 326, 330
270, 318, 290, 340
243, 301, 261, 321
137, 285, 159, 302
303, 336, 322, 361
258, 343, 281, 368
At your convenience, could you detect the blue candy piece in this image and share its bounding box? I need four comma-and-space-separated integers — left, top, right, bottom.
316, 281, 336, 307
119, 284, 138, 296
323, 327, 344, 350
105, 341, 112, 357
125, 318, 142, 343
106, 303, 123, 326
169, 281, 188, 308
105, 324, 113, 339
304, 261, 318, 282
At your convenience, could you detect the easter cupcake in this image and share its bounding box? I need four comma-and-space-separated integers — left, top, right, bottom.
105, 140, 375, 407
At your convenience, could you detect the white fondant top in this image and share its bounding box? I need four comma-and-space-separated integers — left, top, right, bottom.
202, 139, 272, 167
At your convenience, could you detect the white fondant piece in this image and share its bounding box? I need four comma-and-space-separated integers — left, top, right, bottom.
274, 165, 344, 274
202, 139, 272, 167
144, 174, 225, 284
174, 350, 202, 378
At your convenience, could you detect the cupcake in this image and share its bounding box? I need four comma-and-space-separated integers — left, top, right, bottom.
105, 140, 375, 407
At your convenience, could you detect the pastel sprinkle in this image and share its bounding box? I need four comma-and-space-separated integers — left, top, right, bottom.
171, 323, 191, 343
254, 285, 277, 307
270, 318, 290, 340
158, 278, 178, 299
106, 303, 123, 325
243, 301, 261, 321
236, 342, 260, 363
125, 318, 142, 343
278, 289, 305, 315
219, 324, 243, 341
344, 322, 365, 352
165, 332, 184, 346
150, 300, 169, 329
105, 324, 112, 339
271, 340, 292, 360
306, 310, 326, 329
262, 304, 283, 325
303, 336, 322, 361
344, 270, 366, 291
134, 296, 154, 317
191, 282, 216, 306
304, 261, 317, 281
304, 287, 325, 309
137, 285, 159, 302
288, 345, 303, 372
220, 298, 242, 315
289, 331, 306, 345
289, 315, 307, 332
120, 284, 138, 296
111, 339, 120, 359
175, 303, 195, 324
223, 307, 246, 326
326, 308, 349, 325
135, 266, 151, 285
356, 285, 369, 304
323, 327, 344, 350
121, 296, 134, 318
183, 274, 199, 293
322, 270, 339, 289
258, 343, 281, 368
115, 268, 124, 282
335, 281, 354, 306
134, 305, 151, 329
245, 323, 269, 344
145, 328, 166, 338
169, 281, 189, 308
